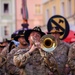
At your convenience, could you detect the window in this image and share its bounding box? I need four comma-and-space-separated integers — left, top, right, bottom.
52, 6, 56, 15
3, 3, 9, 14
45, 9, 49, 24
4, 26, 9, 35
35, 4, 41, 14
68, 0, 72, 16
61, 2, 65, 16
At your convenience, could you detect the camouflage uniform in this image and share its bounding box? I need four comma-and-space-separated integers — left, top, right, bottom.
0, 43, 16, 75
13, 41, 70, 75
68, 42, 75, 75
1, 44, 10, 57
1, 42, 16, 57
6, 46, 22, 75
0, 45, 10, 75
0, 56, 6, 75
13, 48, 52, 75
50, 41, 70, 75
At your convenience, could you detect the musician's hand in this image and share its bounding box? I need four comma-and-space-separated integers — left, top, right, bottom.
35, 42, 41, 48
28, 44, 37, 53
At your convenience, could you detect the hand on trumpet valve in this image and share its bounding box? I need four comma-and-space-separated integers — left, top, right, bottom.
31, 36, 41, 48
34, 42, 40, 47
28, 42, 41, 54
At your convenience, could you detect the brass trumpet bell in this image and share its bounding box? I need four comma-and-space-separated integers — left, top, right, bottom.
40, 34, 57, 52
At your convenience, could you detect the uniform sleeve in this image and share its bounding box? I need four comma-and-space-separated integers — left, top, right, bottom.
7, 48, 20, 74
1, 45, 9, 57
13, 52, 30, 68
68, 43, 75, 70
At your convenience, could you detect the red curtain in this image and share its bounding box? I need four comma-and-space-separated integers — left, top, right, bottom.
64, 30, 75, 43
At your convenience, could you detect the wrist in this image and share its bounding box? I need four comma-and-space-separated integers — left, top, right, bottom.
28, 51, 32, 55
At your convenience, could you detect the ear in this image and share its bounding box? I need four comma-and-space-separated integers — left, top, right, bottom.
18, 38, 20, 42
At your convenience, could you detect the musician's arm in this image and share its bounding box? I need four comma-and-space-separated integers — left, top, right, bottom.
13, 51, 31, 68
13, 45, 40, 68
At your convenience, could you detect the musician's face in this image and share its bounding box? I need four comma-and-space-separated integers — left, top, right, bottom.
28, 31, 41, 43
51, 32, 60, 39
18, 36, 28, 46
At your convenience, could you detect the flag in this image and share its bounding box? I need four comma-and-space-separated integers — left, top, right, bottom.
22, 0, 28, 20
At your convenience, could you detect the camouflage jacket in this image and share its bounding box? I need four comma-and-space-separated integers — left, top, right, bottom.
1, 42, 16, 58
13, 48, 54, 75
1, 44, 10, 57
68, 42, 75, 74
50, 41, 70, 75
7, 46, 26, 75
0, 45, 10, 75
13, 41, 70, 75
0, 43, 17, 75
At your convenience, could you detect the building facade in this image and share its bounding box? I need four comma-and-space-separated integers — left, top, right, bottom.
42, 0, 75, 32
16, 0, 44, 29
0, 0, 44, 41
0, 0, 16, 40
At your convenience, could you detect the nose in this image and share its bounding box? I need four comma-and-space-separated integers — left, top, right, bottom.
33, 34, 37, 37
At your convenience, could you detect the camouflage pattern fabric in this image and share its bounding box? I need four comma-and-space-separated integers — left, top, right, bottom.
13, 41, 70, 75
6, 46, 22, 75
68, 42, 75, 75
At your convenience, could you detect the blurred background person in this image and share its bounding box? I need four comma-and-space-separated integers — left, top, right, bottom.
68, 42, 75, 75
47, 27, 70, 75
7, 29, 28, 75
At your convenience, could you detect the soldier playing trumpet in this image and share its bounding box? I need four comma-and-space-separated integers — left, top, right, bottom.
13, 26, 59, 75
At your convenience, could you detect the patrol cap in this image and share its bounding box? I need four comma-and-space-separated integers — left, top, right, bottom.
11, 33, 18, 41
15, 29, 26, 41
0, 43, 5, 48
2, 38, 11, 43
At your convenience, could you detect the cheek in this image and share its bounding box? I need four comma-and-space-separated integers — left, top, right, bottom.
51, 34, 55, 37
18, 38, 24, 42
28, 37, 31, 40
22, 39, 26, 42
18, 38, 20, 42
28, 37, 31, 41
37, 37, 41, 41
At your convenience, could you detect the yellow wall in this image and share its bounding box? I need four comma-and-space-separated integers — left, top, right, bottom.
43, 0, 75, 29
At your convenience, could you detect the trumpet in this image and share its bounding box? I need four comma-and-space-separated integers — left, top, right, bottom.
40, 34, 60, 75
31, 34, 60, 75
31, 34, 57, 53
40, 34, 57, 53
